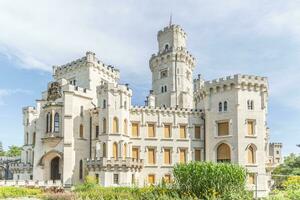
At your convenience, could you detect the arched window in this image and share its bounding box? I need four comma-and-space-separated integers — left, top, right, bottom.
79, 124, 84, 138
164, 85, 167, 92
123, 143, 127, 159
113, 117, 119, 133
113, 142, 118, 160
217, 143, 231, 162
123, 119, 128, 135
218, 102, 222, 112
247, 145, 256, 164
79, 159, 83, 180
224, 101, 228, 112
103, 143, 107, 157
103, 118, 106, 133
32, 132, 36, 146
54, 113, 59, 132
161, 86, 164, 93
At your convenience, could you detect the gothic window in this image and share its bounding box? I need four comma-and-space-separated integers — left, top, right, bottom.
79, 159, 83, 180
102, 143, 107, 157
161, 86, 164, 93
218, 102, 222, 112
224, 101, 228, 112
54, 113, 59, 132
95, 125, 99, 138
46, 112, 52, 133
123, 143, 127, 159
217, 143, 231, 162
123, 119, 128, 135
25, 132, 29, 145
164, 85, 167, 92
80, 106, 84, 117
247, 144, 256, 164
32, 132, 36, 146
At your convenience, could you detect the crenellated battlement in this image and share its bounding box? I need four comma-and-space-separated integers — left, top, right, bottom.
197, 74, 268, 97
130, 105, 203, 117
149, 47, 196, 71
97, 82, 132, 97
53, 51, 120, 81
158, 24, 187, 39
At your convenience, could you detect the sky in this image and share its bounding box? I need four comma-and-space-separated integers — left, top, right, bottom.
0, 0, 299, 155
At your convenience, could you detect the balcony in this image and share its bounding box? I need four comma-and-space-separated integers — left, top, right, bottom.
86, 157, 143, 171
41, 132, 63, 147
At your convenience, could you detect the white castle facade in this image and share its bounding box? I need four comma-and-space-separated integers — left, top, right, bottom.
15, 24, 282, 197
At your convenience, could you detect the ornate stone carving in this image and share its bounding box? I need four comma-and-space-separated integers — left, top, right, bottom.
47, 82, 61, 101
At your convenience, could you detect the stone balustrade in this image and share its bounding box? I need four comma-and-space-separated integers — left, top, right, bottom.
86, 157, 143, 170
0, 180, 62, 187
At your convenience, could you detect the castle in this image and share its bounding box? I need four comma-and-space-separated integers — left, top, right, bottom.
13, 23, 282, 197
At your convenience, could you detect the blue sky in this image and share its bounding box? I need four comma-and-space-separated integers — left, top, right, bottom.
0, 0, 300, 155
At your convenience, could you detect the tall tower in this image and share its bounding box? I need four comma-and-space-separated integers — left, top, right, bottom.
149, 24, 196, 108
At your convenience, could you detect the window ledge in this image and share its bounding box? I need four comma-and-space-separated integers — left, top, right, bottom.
161, 165, 173, 168
176, 139, 189, 141
77, 138, 88, 141
245, 164, 258, 167
145, 138, 158, 141
160, 138, 173, 141
214, 135, 232, 139
144, 165, 158, 168
245, 135, 257, 138
131, 137, 141, 140
192, 138, 202, 141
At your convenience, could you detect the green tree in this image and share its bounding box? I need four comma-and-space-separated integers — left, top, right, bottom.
0, 142, 4, 156
5, 145, 22, 157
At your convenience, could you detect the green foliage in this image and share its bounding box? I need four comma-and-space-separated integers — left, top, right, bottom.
272, 153, 300, 189
172, 161, 251, 199
5, 145, 22, 157
0, 186, 42, 198
268, 177, 300, 200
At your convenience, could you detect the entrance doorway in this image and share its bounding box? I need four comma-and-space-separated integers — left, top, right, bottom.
50, 156, 60, 180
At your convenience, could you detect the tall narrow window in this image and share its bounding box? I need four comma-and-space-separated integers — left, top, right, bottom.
164, 124, 171, 138
123, 119, 128, 135
113, 117, 119, 133
164, 85, 167, 92
25, 132, 29, 145
247, 145, 256, 164
224, 101, 228, 112
46, 112, 52, 133
179, 149, 186, 164
113, 142, 118, 160
248, 173, 256, 184
113, 174, 119, 184
123, 143, 127, 159
32, 132, 36, 146
179, 125, 186, 139
195, 149, 201, 161
164, 149, 171, 165
148, 148, 155, 164
247, 121, 254, 135
131, 123, 139, 137
251, 100, 254, 110
194, 126, 201, 139
217, 143, 231, 162
79, 124, 84, 138
219, 102, 222, 112
95, 125, 99, 138
132, 147, 139, 160
79, 159, 83, 180
80, 106, 84, 117
218, 122, 229, 136
147, 123, 155, 138
103, 99, 106, 109
103, 118, 106, 133
54, 113, 59, 132
103, 143, 107, 157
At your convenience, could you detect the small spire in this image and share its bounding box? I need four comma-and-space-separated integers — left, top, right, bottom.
169, 13, 172, 27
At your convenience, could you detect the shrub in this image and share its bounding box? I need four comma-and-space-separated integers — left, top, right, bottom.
172, 161, 251, 199
0, 186, 42, 198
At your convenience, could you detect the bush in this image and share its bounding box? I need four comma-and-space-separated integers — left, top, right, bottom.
268, 176, 300, 200
172, 161, 251, 199
0, 186, 42, 198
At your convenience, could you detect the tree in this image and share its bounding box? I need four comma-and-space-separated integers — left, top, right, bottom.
0, 142, 5, 156
273, 153, 300, 176
5, 145, 22, 157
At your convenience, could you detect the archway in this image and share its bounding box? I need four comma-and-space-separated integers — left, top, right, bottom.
216, 143, 231, 163
50, 156, 60, 180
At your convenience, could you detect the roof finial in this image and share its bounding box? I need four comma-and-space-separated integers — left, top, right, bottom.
169, 13, 172, 27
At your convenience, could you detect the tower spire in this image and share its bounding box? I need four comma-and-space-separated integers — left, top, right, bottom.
169, 13, 172, 27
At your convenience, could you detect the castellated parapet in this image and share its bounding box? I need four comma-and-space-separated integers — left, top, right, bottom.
157, 25, 187, 41
196, 74, 268, 99
53, 51, 120, 82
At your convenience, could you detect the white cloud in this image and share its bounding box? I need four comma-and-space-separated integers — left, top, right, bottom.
0, 89, 32, 106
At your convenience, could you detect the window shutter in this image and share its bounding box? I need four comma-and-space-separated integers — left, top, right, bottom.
247, 121, 254, 135
180, 125, 186, 138
180, 149, 186, 163
195, 126, 201, 139
218, 122, 229, 136
164, 124, 171, 138
148, 149, 155, 164
132, 148, 139, 160
164, 149, 171, 164
148, 124, 155, 137
148, 174, 155, 184
195, 149, 201, 161
132, 123, 139, 137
